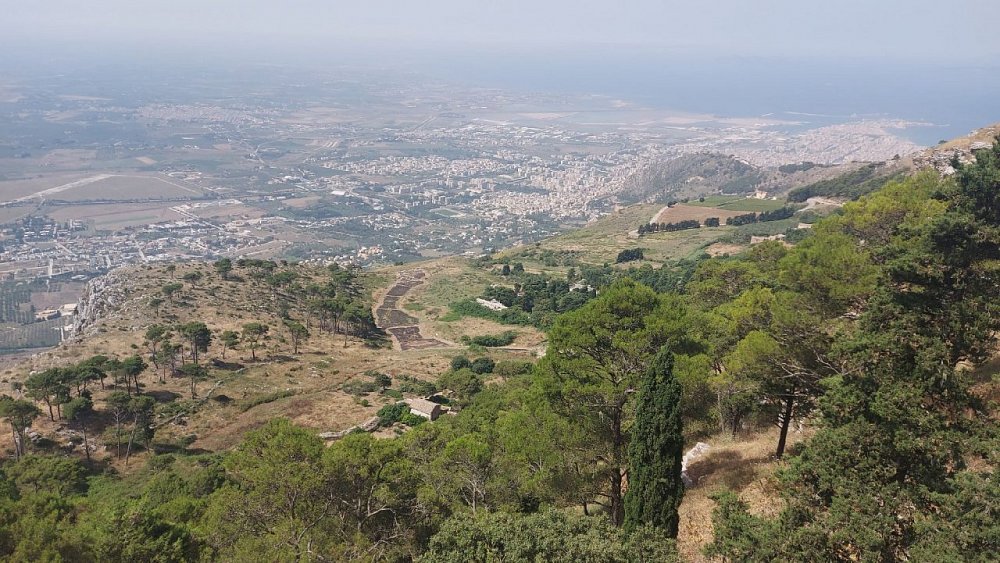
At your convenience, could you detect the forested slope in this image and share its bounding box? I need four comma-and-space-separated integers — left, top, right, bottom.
0, 139, 998, 561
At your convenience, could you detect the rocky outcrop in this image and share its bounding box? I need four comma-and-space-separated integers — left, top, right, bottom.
682, 442, 711, 487
913, 147, 977, 176
318, 416, 381, 440
912, 124, 998, 176
73, 267, 139, 338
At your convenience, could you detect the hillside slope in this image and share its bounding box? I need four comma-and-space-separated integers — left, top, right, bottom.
3, 258, 543, 457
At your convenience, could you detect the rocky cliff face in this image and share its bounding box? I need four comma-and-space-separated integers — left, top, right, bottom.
73, 267, 137, 339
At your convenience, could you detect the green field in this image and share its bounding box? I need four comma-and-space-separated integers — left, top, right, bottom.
687, 195, 789, 212
95, 214, 159, 226
415, 262, 501, 310
503, 203, 728, 269
732, 218, 800, 237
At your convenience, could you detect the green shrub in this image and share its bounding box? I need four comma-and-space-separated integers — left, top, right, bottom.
438, 369, 483, 403
447, 299, 533, 326
400, 412, 426, 427
376, 402, 409, 427
342, 380, 378, 396
467, 331, 517, 347
471, 357, 496, 374
397, 375, 438, 396
450, 356, 471, 371
494, 360, 534, 378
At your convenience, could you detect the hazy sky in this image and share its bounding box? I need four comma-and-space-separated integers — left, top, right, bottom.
3, 0, 999, 62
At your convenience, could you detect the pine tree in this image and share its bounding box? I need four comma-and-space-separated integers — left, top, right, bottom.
624, 346, 684, 537
540, 280, 684, 525
707, 139, 1000, 561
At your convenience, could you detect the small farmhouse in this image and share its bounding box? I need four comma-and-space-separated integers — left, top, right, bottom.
34, 309, 61, 321
405, 398, 442, 421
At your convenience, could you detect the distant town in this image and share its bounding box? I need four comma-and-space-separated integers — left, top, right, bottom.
0, 66, 922, 280
0, 65, 929, 357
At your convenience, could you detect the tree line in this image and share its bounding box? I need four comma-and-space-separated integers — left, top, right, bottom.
638, 205, 795, 236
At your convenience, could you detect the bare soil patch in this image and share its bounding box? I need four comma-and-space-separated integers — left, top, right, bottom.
705, 242, 746, 257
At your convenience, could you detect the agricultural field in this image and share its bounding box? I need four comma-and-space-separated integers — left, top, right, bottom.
0, 206, 33, 224
44, 174, 203, 201
495, 196, 810, 272
651, 203, 747, 225
0, 173, 202, 205
629, 228, 731, 264
685, 195, 790, 212
182, 201, 266, 221
0, 279, 81, 325
0, 174, 92, 203
0, 280, 36, 325
29, 280, 86, 311
0, 317, 66, 353
508, 203, 727, 267
45, 202, 184, 229
0, 278, 85, 360
732, 217, 800, 237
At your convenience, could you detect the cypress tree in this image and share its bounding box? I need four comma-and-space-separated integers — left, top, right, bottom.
624, 346, 684, 536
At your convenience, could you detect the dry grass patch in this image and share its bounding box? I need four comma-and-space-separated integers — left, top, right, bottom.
2, 261, 471, 459
677, 427, 810, 562
705, 242, 747, 257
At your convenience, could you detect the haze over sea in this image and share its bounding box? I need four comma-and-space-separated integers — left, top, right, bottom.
3, 37, 997, 148
411, 49, 1000, 146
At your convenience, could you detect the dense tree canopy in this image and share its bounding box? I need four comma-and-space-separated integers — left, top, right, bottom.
707, 144, 1000, 561
424, 509, 677, 562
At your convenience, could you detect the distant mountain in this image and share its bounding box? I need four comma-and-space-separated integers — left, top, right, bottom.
621, 153, 764, 203
787, 122, 1000, 202
622, 152, 878, 205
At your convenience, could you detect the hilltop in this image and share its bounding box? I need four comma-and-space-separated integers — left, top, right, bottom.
912, 122, 1000, 172
622, 152, 868, 203
623, 123, 1000, 210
